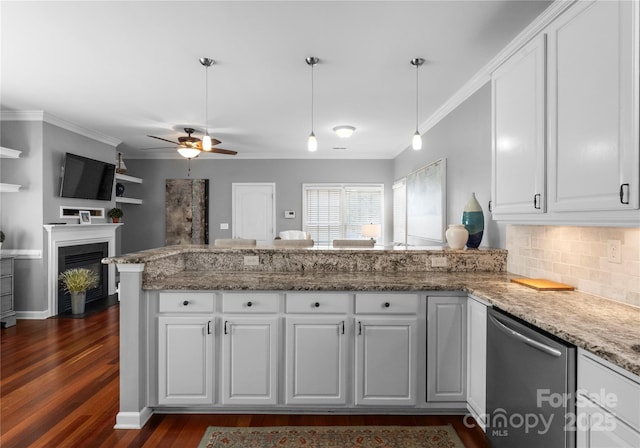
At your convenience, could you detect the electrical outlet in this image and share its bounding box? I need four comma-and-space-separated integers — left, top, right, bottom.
243, 255, 259, 266
431, 257, 448, 268
220, 223, 229, 230
607, 240, 621, 264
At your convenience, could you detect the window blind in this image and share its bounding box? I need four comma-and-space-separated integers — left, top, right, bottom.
393, 179, 406, 244
303, 184, 384, 245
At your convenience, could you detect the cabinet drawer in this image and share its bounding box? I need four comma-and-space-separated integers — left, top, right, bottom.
355, 293, 419, 314
579, 352, 640, 429
158, 292, 215, 313
222, 293, 279, 313
0, 258, 13, 276
285, 293, 351, 314
0, 277, 12, 296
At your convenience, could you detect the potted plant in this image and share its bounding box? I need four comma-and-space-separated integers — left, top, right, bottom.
108, 207, 124, 223
58, 268, 98, 314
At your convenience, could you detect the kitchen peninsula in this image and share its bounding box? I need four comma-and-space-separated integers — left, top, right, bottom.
104, 245, 640, 435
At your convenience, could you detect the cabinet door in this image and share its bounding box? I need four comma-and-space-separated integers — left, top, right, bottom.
492, 34, 546, 214
576, 401, 640, 448
466, 297, 487, 425
285, 317, 348, 405
547, 0, 639, 212
355, 317, 418, 406
427, 296, 467, 402
158, 316, 213, 405
221, 316, 278, 405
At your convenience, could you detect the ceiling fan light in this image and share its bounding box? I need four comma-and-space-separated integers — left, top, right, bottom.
202, 134, 212, 151
177, 146, 202, 159
308, 132, 318, 152
333, 125, 355, 139
412, 131, 422, 150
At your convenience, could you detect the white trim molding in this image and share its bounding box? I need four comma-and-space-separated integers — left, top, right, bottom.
43, 223, 123, 318
0, 249, 42, 259
114, 408, 153, 430
0, 110, 121, 147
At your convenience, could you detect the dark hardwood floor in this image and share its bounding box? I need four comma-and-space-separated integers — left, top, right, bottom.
1, 304, 489, 448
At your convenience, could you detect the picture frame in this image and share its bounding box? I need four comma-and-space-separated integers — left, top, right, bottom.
79, 210, 91, 225
406, 158, 446, 244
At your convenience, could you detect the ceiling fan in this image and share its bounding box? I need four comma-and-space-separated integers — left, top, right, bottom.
146, 128, 237, 156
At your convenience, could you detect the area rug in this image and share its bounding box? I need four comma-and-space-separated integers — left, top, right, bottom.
197, 425, 465, 448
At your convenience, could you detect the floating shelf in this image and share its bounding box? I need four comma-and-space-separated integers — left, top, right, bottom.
0, 147, 22, 158
116, 197, 143, 205
115, 173, 143, 184
0, 183, 21, 193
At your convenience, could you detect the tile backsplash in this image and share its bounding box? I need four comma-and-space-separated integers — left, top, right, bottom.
507, 225, 640, 307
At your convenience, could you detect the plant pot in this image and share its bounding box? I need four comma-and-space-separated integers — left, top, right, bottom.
111, 218, 120, 223
70, 291, 86, 315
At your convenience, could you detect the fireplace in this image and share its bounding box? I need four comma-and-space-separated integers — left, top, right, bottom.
57, 243, 109, 314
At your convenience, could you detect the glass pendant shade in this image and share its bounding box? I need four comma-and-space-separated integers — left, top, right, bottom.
177, 147, 201, 159
308, 132, 318, 152
412, 131, 422, 150
202, 134, 212, 151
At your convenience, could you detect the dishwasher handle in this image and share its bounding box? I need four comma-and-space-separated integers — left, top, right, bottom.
489, 313, 562, 358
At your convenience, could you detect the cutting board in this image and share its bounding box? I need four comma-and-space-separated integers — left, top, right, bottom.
510, 278, 575, 291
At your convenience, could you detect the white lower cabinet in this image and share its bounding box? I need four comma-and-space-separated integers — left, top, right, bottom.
466, 296, 487, 426
426, 296, 467, 403
285, 316, 348, 405
221, 316, 279, 405
355, 317, 418, 406
576, 349, 640, 448
157, 316, 214, 405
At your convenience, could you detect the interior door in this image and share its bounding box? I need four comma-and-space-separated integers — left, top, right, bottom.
232, 183, 275, 244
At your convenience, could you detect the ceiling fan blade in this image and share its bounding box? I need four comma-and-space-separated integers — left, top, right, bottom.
147, 135, 180, 145
139, 146, 175, 150
209, 147, 237, 155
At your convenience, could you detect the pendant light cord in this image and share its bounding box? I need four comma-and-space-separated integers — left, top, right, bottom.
204, 66, 209, 136
310, 62, 314, 133
415, 62, 419, 132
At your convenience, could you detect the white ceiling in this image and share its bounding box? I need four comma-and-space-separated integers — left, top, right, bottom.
1, 0, 551, 160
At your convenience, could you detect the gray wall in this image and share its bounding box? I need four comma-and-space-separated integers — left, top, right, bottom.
0, 119, 117, 313
393, 83, 505, 249
120, 158, 395, 253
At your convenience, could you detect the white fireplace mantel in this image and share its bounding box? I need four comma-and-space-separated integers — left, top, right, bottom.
44, 223, 123, 317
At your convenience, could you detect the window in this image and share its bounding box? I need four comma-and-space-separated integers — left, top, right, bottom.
303, 184, 384, 245
392, 179, 406, 244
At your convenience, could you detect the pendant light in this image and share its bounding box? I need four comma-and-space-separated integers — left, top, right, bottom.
306, 57, 319, 152
410, 58, 424, 150
199, 57, 214, 152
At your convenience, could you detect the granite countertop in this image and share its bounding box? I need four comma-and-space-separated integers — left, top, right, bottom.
140, 269, 640, 377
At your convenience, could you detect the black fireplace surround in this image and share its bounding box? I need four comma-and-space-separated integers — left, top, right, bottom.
57, 242, 109, 315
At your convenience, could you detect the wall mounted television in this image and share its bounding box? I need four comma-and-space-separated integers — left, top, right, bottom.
59, 153, 116, 201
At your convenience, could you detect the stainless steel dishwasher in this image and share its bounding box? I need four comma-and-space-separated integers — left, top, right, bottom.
486, 307, 576, 448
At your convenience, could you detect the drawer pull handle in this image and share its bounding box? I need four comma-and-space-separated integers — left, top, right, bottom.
246, 301, 253, 307
207, 320, 212, 335
341, 321, 345, 335
183, 300, 189, 306
224, 320, 229, 335
358, 321, 362, 335
620, 183, 630, 204
314, 302, 320, 308
384, 302, 390, 308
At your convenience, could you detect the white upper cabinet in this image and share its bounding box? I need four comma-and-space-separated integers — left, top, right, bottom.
547, 0, 638, 213
491, 0, 639, 225
492, 34, 546, 215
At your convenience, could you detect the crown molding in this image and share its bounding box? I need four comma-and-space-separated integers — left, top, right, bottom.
399, 0, 576, 157
1, 110, 121, 147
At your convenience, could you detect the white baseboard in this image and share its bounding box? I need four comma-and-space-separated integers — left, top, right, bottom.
16, 310, 50, 320
114, 408, 153, 429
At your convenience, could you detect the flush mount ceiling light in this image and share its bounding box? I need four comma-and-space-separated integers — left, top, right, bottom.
306, 57, 319, 152
411, 57, 425, 150
199, 57, 214, 152
333, 125, 356, 139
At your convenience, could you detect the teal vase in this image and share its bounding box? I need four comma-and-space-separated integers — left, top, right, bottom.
461, 193, 484, 248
